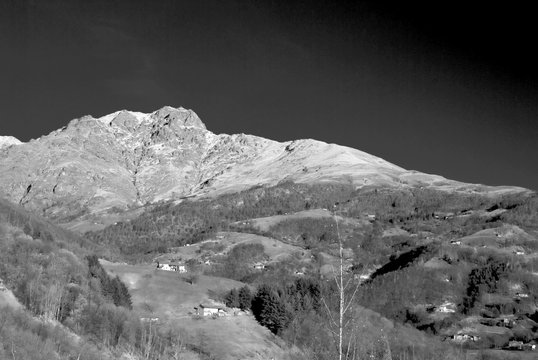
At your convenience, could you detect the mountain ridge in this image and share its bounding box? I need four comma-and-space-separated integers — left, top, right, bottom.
0, 106, 530, 225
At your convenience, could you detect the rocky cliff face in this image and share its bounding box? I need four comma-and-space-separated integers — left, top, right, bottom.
0, 106, 527, 223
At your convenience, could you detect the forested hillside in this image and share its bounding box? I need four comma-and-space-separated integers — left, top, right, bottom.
88, 181, 533, 261
2, 179, 537, 359
0, 198, 207, 359
84, 181, 538, 359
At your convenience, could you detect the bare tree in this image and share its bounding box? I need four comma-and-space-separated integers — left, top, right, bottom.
169, 328, 186, 360
321, 209, 360, 360
322, 209, 392, 360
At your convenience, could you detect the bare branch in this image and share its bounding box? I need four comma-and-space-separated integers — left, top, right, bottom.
343, 284, 361, 315
321, 296, 338, 328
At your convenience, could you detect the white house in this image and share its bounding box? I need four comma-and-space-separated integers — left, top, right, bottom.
157, 262, 173, 271
140, 317, 159, 323
175, 263, 187, 273
156, 261, 187, 273
253, 262, 266, 270
436, 301, 456, 313
452, 333, 480, 342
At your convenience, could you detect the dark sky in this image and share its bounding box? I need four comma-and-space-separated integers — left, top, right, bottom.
1, 1, 537, 190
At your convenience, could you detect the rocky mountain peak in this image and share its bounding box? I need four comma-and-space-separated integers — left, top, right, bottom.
107, 110, 145, 131
0, 136, 22, 149
63, 106, 206, 136
150, 106, 206, 130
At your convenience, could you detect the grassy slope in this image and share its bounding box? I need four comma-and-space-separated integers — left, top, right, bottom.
157, 231, 308, 265
101, 260, 292, 360
244, 208, 334, 232
174, 316, 289, 360
101, 260, 243, 316
467, 350, 538, 360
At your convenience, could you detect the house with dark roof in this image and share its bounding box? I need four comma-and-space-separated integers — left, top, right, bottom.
194, 301, 227, 317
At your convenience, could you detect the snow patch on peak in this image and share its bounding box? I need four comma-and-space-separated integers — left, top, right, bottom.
97, 110, 148, 126
0, 136, 23, 149
155, 105, 181, 113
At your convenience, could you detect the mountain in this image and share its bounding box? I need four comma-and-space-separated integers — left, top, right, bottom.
0, 135, 22, 149
0, 106, 528, 226
1, 107, 537, 360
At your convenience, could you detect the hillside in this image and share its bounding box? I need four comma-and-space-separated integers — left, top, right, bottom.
0, 197, 217, 359
100, 260, 294, 360
0, 198, 131, 359
84, 179, 538, 358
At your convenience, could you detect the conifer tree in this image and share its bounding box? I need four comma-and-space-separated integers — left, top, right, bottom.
238, 285, 252, 310
225, 288, 240, 308
252, 284, 292, 334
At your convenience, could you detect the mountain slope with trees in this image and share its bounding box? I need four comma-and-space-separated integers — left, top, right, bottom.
84, 180, 538, 359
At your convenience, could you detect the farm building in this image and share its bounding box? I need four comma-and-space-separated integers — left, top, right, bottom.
450, 332, 480, 342
195, 302, 227, 317
253, 262, 266, 270
140, 317, 159, 323
515, 292, 529, 299
156, 261, 187, 273
436, 301, 456, 313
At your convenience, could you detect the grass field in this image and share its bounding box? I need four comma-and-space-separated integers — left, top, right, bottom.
168, 316, 290, 360
245, 208, 334, 232
467, 349, 538, 360
101, 260, 245, 317
101, 260, 296, 359
157, 231, 310, 264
